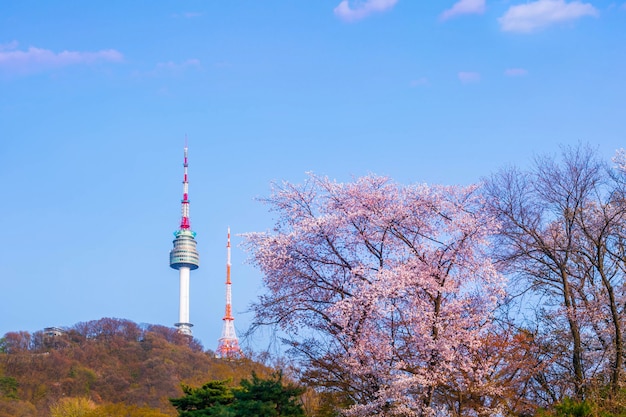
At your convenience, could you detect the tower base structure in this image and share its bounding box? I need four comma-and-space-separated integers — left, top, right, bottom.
216, 336, 243, 359
175, 322, 193, 336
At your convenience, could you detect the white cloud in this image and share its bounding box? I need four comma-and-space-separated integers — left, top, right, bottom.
0, 42, 122, 74
131, 59, 201, 78
156, 59, 201, 71
172, 12, 203, 18
458, 71, 480, 83
505, 68, 528, 76
213, 61, 232, 69
499, 0, 598, 33
334, 0, 398, 22
440, 0, 486, 20
409, 77, 429, 87
0, 41, 19, 51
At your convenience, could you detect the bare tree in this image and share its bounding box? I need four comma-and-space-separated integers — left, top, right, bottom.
485, 144, 626, 405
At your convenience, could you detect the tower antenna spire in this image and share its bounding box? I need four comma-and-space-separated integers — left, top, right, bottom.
179, 140, 191, 230
216, 228, 242, 359
169, 140, 200, 337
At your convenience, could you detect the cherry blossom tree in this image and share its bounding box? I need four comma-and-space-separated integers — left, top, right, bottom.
244, 174, 505, 416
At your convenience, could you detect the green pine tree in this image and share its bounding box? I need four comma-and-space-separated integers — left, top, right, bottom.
170, 372, 306, 417
232, 371, 306, 417
170, 380, 234, 417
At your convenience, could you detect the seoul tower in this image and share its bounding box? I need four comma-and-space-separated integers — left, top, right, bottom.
169, 144, 199, 337
216, 228, 242, 358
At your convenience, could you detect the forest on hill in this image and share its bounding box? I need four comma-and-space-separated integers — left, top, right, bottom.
0, 317, 280, 417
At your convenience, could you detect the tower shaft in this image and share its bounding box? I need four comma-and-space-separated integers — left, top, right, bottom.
178, 266, 191, 325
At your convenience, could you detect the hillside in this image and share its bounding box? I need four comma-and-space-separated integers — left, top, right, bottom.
0, 318, 274, 417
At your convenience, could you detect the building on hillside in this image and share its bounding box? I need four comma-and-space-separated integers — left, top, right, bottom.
43, 327, 64, 337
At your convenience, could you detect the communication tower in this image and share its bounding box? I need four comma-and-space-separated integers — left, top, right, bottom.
216, 228, 242, 358
169, 144, 199, 336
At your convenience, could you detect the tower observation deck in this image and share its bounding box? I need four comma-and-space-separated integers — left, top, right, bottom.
169, 145, 199, 336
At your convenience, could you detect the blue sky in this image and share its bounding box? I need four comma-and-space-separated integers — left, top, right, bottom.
1, 0, 624, 351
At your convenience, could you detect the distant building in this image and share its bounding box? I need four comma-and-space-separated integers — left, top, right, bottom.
43, 327, 64, 337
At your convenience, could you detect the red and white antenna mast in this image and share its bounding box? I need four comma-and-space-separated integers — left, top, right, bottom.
216, 228, 242, 358
180, 137, 191, 230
